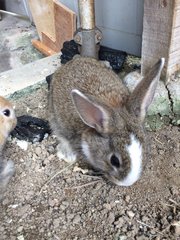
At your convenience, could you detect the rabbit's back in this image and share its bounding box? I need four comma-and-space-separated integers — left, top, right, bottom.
49, 57, 129, 136
52, 57, 128, 107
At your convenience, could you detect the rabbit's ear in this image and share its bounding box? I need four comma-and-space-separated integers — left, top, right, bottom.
71, 89, 110, 133
127, 58, 165, 122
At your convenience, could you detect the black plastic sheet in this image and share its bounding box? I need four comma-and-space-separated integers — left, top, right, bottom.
11, 115, 51, 143
60, 40, 127, 72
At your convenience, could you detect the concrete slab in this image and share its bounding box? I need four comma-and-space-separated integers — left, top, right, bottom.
167, 79, 180, 115
148, 81, 171, 116
0, 14, 43, 73
0, 53, 61, 97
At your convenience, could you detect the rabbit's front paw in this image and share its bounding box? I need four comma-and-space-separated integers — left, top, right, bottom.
57, 138, 77, 163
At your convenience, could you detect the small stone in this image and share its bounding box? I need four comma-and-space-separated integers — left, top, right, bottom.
18, 205, 30, 217
150, 229, 156, 235
2, 198, 10, 205
73, 166, 89, 174
103, 203, 112, 210
17, 226, 23, 232
65, 178, 72, 184
53, 218, 60, 228
32, 153, 37, 160
118, 236, 127, 240
136, 236, 149, 240
47, 154, 55, 161
0, 226, 5, 232
172, 221, 180, 236
67, 213, 74, 220
25, 191, 35, 200
159, 150, 164, 155
48, 146, 55, 154
107, 212, 115, 224
170, 187, 179, 195
73, 215, 81, 224
16, 140, 28, 151
48, 198, 57, 207
126, 210, 135, 218
17, 235, 24, 240
114, 217, 124, 227
125, 195, 130, 202
35, 147, 41, 156
9, 236, 16, 240
62, 201, 69, 207
39, 228, 44, 233
141, 216, 149, 222
60, 205, 66, 211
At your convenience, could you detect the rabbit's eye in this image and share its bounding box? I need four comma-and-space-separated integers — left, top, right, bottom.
110, 154, 120, 168
3, 109, 11, 117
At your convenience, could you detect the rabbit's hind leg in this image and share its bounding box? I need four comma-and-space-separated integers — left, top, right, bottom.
57, 137, 77, 163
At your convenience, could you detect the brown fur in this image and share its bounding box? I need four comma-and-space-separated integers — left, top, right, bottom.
0, 96, 17, 199
49, 56, 164, 186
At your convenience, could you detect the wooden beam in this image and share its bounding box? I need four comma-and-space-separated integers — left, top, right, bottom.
141, 0, 180, 81
42, 0, 76, 52
28, 0, 56, 41
31, 39, 57, 56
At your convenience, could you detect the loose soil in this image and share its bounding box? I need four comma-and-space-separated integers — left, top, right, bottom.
0, 85, 179, 240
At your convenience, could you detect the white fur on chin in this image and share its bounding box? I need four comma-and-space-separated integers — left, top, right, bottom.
81, 140, 92, 161
118, 134, 142, 186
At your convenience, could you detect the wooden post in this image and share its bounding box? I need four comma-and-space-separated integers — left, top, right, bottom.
141, 0, 180, 81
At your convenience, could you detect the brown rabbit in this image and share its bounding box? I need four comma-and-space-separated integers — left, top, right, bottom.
0, 96, 17, 199
49, 57, 164, 186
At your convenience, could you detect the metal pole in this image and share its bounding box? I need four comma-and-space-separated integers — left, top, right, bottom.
74, 0, 102, 59
78, 0, 95, 29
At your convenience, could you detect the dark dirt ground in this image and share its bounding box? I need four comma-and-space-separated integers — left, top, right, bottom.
0, 85, 179, 240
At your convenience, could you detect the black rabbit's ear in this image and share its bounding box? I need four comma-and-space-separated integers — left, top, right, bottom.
71, 89, 110, 133
127, 58, 165, 122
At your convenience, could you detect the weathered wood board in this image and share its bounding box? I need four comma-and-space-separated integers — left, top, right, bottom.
42, 0, 76, 52
28, 0, 56, 41
28, 0, 76, 54
141, 0, 180, 81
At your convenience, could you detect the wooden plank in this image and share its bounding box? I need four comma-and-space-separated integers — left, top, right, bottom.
42, 0, 76, 52
28, 0, 76, 53
31, 39, 57, 56
168, 0, 180, 78
141, 0, 180, 80
28, 0, 55, 41
141, 0, 175, 79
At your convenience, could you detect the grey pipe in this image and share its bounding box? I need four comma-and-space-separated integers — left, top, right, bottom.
75, 0, 101, 59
